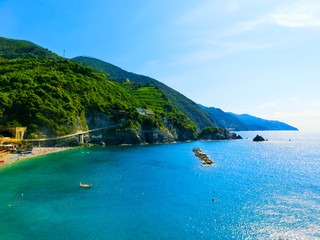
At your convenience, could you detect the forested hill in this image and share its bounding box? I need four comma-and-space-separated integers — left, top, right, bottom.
0, 57, 197, 141
0, 57, 135, 137
0, 37, 61, 60
72, 56, 218, 130
0, 36, 218, 131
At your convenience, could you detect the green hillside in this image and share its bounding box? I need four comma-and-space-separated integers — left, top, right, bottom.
72, 56, 218, 130
121, 82, 197, 134
0, 36, 61, 60
0, 57, 134, 137
0, 57, 197, 140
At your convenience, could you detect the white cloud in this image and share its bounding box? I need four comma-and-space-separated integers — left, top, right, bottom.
270, 0, 320, 27
228, 0, 320, 34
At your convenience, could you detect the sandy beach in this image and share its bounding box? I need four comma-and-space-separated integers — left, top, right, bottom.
0, 147, 73, 169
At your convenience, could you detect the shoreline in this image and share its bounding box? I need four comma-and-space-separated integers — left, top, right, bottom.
0, 137, 243, 170
0, 147, 73, 169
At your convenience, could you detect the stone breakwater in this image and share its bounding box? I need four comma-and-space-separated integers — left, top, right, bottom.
192, 148, 214, 165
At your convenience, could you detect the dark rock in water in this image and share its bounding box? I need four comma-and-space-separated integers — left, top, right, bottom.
253, 135, 265, 142
198, 127, 242, 141
231, 133, 243, 139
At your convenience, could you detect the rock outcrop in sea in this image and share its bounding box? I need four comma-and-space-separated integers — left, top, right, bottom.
253, 135, 265, 142
198, 127, 242, 141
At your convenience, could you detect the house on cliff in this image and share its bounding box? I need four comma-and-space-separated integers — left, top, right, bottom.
136, 108, 155, 116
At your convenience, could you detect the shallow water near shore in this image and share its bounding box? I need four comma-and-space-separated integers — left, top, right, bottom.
0, 131, 320, 239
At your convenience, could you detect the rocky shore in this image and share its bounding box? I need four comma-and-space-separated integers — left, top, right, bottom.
26, 126, 243, 148
198, 127, 242, 141
192, 148, 214, 165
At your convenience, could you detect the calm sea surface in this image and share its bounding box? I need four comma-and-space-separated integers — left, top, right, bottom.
0, 131, 320, 239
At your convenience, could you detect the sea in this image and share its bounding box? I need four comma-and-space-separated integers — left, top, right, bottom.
0, 131, 320, 240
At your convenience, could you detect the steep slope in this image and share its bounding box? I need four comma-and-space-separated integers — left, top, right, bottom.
72, 56, 218, 130
199, 104, 249, 131
227, 113, 298, 131
0, 57, 197, 143
0, 36, 61, 60
0, 57, 136, 137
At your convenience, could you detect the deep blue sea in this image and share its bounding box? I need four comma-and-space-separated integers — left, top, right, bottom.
1, 131, 320, 239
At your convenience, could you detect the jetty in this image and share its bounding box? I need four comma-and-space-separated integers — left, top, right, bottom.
192, 148, 214, 165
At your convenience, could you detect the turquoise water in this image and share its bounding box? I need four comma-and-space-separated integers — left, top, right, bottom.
1, 131, 320, 239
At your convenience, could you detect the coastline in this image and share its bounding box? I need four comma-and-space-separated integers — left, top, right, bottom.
0, 135, 243, 170
0, 147, 73, 169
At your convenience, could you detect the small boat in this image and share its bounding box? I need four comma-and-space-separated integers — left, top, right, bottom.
80, 182, 92, 188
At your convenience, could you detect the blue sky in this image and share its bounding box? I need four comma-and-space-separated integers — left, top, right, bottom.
1, 0, 320, 132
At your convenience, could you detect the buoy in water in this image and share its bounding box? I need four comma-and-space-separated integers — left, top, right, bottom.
212, 198, 215, 202
8, 204, 11, 207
